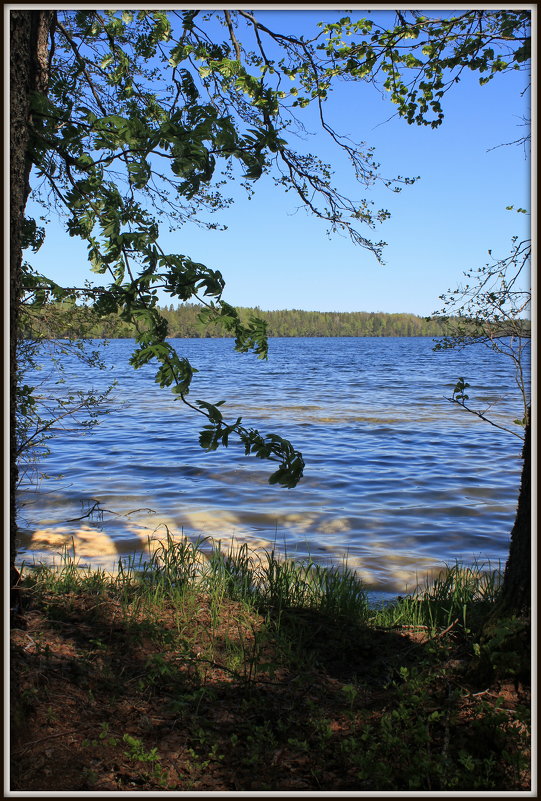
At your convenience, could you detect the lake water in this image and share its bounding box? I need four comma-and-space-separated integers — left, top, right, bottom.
17, 336, 528, 599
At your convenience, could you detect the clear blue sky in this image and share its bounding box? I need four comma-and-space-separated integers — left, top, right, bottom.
25, 8, 531, 316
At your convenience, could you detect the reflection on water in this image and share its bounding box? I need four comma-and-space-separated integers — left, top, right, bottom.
17, 337, 528, 596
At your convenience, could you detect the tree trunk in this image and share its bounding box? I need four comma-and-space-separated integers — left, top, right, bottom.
493, 407, 531, 619
10, 10, 53, 575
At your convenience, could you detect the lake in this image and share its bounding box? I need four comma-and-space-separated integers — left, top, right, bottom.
17, 336, 528, 600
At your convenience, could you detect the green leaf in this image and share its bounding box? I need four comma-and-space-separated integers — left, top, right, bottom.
127, 159, 151, 188
195, 399, 224, 423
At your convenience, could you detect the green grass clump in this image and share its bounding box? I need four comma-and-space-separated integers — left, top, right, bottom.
205, 541, 256, 603
20, 533, 370, 628
372, 561, 502, 632
23, 540, 111, 597
20, 542, 501, 635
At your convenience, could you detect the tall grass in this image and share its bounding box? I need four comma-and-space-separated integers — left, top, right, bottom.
20, 534, 371, 625
205, 541, 256, 603
20, 537, 501, 633
373, 560, 503, 631
258, 550, 315, 609
308, 561, 368, 620
22, 539, 111, 597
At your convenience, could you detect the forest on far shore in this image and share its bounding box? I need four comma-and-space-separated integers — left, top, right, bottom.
23, 301, 475, 339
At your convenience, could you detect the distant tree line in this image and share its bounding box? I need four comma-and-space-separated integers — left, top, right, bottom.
22, 301, 530, 340
234, 308, 448, 338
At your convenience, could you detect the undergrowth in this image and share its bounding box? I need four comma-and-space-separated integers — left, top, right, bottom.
11, 535, 530, 792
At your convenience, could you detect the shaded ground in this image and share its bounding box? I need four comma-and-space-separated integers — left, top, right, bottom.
10, 587, 530, 792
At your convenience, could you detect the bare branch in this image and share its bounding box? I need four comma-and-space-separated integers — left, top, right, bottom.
224, 11, 241, 61
446, 397, 525, 439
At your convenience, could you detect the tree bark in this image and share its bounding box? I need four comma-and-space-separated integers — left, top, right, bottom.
493, 407, 531, 618
10, 10, 53, 573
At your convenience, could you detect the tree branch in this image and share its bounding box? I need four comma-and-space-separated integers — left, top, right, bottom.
224, 11, 241, 61
446, 397, 525, 439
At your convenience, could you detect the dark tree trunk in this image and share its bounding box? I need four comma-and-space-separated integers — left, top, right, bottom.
10, 10, 53, 576
493, 407, 531, 619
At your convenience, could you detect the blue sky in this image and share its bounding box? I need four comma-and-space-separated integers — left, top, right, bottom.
24, 8, 531, 316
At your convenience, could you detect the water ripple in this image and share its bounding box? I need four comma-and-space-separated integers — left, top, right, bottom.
17, 337, 528, 594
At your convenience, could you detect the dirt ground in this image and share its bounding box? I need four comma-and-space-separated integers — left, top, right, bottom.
10, 591, 531, 792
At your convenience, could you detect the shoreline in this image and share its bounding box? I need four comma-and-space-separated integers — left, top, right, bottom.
15, 529, 503, 611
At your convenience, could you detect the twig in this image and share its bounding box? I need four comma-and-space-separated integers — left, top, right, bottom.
174, 654, 238, 676
447, 397, 524, 439
64, 502, 156, 523
431, 618, 460, 640
401, 618, 461, 655
64, 500, 102, 522
224, 11, 241, 60
393, 624, 430, 631
173, 654, 294, 686
14, 730, 79, 754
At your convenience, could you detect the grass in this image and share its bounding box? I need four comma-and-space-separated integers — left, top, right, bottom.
10, 535, 530, 792
374, 560, 503, 631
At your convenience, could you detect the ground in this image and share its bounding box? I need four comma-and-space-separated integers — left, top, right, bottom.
10, 580, 530, 792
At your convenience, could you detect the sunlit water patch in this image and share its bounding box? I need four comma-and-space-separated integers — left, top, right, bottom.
17, 337, 528, 598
